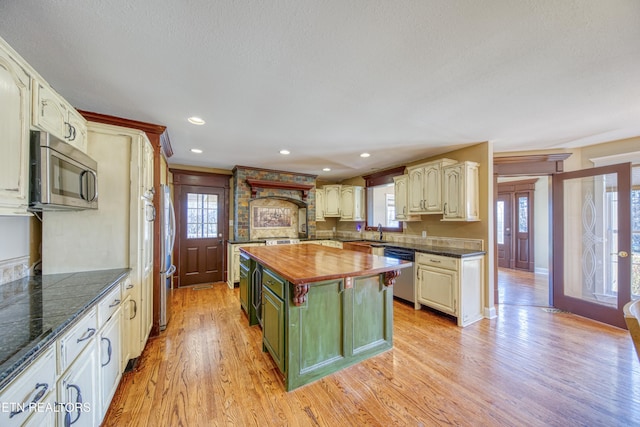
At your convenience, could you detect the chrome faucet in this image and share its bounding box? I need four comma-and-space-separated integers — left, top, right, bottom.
377, 223, 383, 241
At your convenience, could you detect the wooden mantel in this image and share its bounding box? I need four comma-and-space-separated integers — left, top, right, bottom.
245, 179, 314, 200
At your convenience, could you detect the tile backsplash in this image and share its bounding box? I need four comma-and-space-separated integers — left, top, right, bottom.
316, 230, 484, 251
0, 256, 30, 286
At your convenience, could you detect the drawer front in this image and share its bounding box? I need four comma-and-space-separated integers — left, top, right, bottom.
416, 252, 458, 270
58, 307, 98, 373
121, 277, 135, 300
0, 346, 56, 427
262, 269, 286, 300
98, 285, 122, 327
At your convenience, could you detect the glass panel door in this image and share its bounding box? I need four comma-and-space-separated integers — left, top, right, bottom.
553, 163, 632, 328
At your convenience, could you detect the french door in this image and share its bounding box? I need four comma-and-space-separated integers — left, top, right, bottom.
552, 163, 632, 328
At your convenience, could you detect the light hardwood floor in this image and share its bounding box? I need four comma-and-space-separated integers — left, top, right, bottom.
104, 282, 640, 426
498, 267, 550, 307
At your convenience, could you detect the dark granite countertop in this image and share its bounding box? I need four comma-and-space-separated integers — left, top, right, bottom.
0, 268, 130, 390
338, 239, 486, 258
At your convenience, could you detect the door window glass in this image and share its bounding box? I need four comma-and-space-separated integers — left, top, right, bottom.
497, 200, 505, 245
187, 193, 218, 239
518, 196, 528, 233
563, 173, 617, 307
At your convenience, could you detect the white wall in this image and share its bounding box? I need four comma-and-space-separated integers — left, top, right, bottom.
533, 176, 549, 274
0, 216, 29, 260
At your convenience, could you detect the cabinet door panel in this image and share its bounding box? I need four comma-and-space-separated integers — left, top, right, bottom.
408, 168, 424, 212
417, 265, 457, 315
262, 286, 285, 372
315, 188, 325, 221
340, 187, 354, 219
423, 165, 442, 212
443, 167, 462, 218
0, 48, 30, 212
324, 185, 341, 216
32, 81, 67, 139
99, 311, 122, 420
57, 345, 98, 427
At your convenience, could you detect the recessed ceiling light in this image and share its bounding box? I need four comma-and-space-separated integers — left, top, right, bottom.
322, 168, 331, 172
360, 152, 370, 158
279, 149, 290, 155
190, 148, 203, 154
188, 116, 205, 125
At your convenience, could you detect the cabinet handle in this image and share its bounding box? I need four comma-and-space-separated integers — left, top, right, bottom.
40, 99, 48, 116
64, 384, 83, 426
429, 259, 441, 263
76, 327, 96, 343
126, 283, 134, 289
109, 299, 121, 308
9, 382, 48, 418
130, 300, 138, 319
443, 202, 447, 215
101, 337, 113, 367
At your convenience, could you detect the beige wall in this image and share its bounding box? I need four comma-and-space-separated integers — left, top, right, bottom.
328, 141, 495, 312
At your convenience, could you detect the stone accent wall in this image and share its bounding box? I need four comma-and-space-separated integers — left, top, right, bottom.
233, 166, 317, 240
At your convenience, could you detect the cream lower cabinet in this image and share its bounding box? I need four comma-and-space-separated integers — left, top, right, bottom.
0, 38, 31, 215
227, 242, 265, 288
0, 346, 56, 427
57, 307, 99, 427
97, 286, 123, 420
415, 252, 484, 327
57, 344, 98, 427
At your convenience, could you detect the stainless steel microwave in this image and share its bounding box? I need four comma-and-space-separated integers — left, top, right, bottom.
29, 131, 98, 211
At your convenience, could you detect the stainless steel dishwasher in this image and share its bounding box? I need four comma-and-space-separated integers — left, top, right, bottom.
383, 247, 415, 303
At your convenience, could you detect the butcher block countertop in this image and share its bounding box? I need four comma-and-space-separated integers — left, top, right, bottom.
239, 244, 412, 285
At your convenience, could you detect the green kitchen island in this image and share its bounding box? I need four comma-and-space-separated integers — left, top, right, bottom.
240, 244, 411, 391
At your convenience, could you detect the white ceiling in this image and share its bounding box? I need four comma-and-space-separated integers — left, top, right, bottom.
1, 1, 639, 179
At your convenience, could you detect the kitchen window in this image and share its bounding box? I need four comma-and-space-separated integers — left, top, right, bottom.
363, 166, 405, 232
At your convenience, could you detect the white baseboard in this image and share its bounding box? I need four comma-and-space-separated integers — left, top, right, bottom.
484, 306, 497, 319
535, 267, 549, 275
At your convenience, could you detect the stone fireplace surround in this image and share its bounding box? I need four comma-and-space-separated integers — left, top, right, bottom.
232, 166, 317, 241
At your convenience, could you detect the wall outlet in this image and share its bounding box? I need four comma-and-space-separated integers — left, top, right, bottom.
332, 227, 336, 232
422, 230, 427, 238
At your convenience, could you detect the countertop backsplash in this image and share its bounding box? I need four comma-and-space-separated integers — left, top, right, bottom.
315, 230, 484, 251
0, 255, 30, 286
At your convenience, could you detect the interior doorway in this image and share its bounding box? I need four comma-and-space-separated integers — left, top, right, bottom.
496, 176, 550, 306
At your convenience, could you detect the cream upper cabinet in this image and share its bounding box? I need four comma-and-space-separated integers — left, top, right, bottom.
0, 41, 31, 215
407, 159, 455, 214
340, 186, 354, 219
442, 161, 480, 221
141, 135, 155, 199
315, 187, 325, 221
323, 184, 341, 217
340, 185, 364, 221
67, 107, 88, 152
393, 174, 420, 221
32, 78, 88, 153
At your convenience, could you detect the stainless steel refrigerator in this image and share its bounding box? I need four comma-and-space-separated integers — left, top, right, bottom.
159, 184, 176, 330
